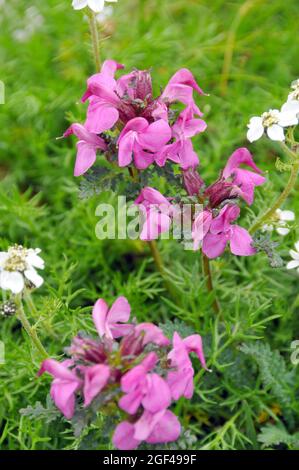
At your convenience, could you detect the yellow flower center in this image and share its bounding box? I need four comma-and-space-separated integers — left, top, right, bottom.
261, 111, 279, 128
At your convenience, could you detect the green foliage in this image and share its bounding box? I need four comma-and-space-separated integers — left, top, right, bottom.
258, 424, 299, 449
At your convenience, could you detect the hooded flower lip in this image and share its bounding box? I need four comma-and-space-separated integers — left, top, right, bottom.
72, 0, 118, 13
0, 245, 44, 294
63, 123, 107, 176
262, 208, 295, 236
221, 147, 266, 205
247, 107, 298, 142
286, 241, 299, 272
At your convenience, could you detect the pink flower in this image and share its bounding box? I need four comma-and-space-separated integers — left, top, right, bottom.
118, 352, 171, 415
135, 187, 174, 240
117, 117, 172, 169
161, 68, 204, 106
202, 204, 256, 259
222, 148, 266, 205
38, 359, 82, 419
172, 105, 207, 141
156, 138, 200, 169
192, 210, 213, 251
92, 296, 133, 340
82, 364, 110, 407
63, 123, 107, 176
112, 409, 181, 450
167, 332, 207, 400
82, 60, 124, 134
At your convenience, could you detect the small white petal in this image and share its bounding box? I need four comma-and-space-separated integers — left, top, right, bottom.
281, 100, 299, 115
262, 224, 274, 232
72, 0, 88, 10
276, 227, 289, 236
289, 249, 299, 261
247, 121, 264, 142
266, 124, 285, 141
24, 269, 44, 288
0, 252, 9, 268
278, 110, 298, 127
279, 210, 295, 221
294, 241, 299, 252
286, 260, 299, 270
26, 252, 45, 270
0, 271, 24, 294
88, 0, 105, 12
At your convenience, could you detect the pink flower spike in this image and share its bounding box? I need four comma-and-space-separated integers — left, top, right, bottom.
38, 359, 82, 420
63, 123, 107, 176
83, 364, 110, 407
92, 296, 133, 340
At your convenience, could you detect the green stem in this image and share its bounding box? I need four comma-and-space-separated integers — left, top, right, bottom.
249, 160, 299, 234
15, 296, 48, 359
202, 254, 220, 314
148, 240, 179, 304
88, 9, 101, 72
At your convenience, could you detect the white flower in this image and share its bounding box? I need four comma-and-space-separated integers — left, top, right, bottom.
72, 0, 118, 13
286, 241, 299, 272
247, 107, 298, 143
0, 245, 44, 294
262, 209, 295, 236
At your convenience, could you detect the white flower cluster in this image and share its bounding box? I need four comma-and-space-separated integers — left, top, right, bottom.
262, 209, 295, 236
247, 79, 299, 142
0, 245, 44, 294
72, 0, 118, 13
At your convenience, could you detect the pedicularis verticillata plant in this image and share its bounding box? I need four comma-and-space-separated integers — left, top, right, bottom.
38, 296, 207, 450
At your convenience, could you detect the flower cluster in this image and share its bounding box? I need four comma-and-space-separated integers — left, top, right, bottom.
64, 60, 206, 175
0, 245, 44, 294
38, 296, 207, 450
135, 148, 266, 258
247, 79, 299, 142
262, 209, 295, 236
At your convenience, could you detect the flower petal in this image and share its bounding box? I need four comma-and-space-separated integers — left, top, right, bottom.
112, 422, 140, 450
0, 270, 24, 294
24, 269, 44, 288
286, 260, 299, 270
92, 298, 109, 338
266, 124, 285, 141
230, 225, 256, 256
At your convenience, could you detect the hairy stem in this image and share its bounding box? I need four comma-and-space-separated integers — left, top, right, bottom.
249, 160, 299, 234
15, 296, 48, 359
88, 10, 101, 72
202, 254, 220, 314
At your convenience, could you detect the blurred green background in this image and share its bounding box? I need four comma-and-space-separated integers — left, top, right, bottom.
0, 0, 299, 450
